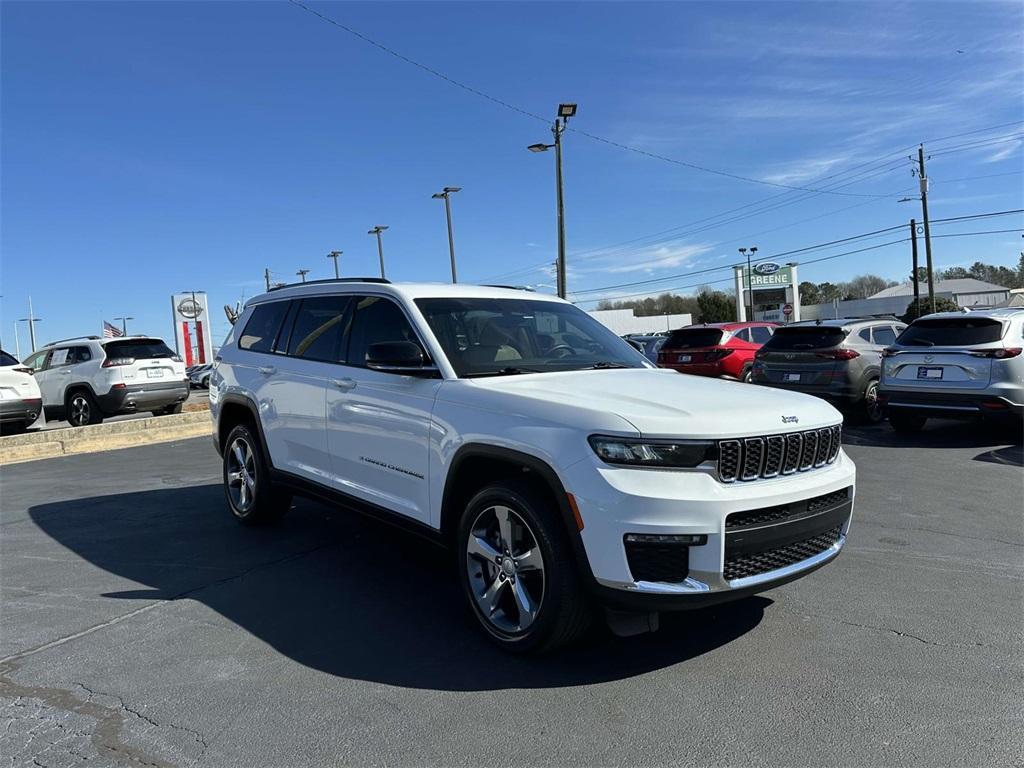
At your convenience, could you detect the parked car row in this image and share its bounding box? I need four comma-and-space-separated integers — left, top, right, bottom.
654, 310, 1022, 431
4, 335, 188, 430
187, 363, 214, 389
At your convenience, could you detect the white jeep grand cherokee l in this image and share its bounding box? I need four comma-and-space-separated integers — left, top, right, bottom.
212, 280, 855, 652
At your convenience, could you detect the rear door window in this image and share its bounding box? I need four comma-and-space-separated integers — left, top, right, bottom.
733, 328, 751, 343
762, 327, 847, 350
346, 296, 421, 367
749, 326, 773, 344
286, 296, 352, 362
239, 302, 291, 353
664, 328, 725, 349
898, 318, 1003, 347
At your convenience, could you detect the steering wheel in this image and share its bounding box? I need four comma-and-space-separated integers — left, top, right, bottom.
545, 344, 576, 359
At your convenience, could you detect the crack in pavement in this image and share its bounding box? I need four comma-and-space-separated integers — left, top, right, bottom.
75, 682, 209, 752
800, 612, 986, 648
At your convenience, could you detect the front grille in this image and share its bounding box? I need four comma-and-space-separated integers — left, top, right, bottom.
718, 425, 841, 482
625, 541, 689, 583
806, 487, 851, 514
724, 526, 842, 581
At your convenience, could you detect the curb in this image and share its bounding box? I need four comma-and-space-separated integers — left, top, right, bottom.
0, 409, 213, 465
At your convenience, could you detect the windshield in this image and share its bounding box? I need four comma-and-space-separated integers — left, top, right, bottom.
663, 328, 725, 349
762, 326, 847, 350
103, 339, 176, 360
415, 297, 648, 377
898, 317, 1003, 347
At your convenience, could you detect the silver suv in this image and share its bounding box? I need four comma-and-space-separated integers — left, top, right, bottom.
879, 308, 1024, 432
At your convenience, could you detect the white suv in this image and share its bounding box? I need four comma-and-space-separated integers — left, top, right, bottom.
212, 281, 856, 652
25, 336, 189, 427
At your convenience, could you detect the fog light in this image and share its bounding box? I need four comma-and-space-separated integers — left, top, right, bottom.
624, 533, 707, 545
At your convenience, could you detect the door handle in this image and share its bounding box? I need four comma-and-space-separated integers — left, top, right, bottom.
331, 377, 356, 391
258, 365, 276, 376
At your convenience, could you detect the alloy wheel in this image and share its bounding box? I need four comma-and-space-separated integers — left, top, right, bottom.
865, 381, 883, 422
69, 395, 90, 426
226, 437, 257, 513
466, 505, 545, 633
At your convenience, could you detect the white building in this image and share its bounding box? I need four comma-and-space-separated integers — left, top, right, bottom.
802, 278, 1011, 320
586, 308, 693, 335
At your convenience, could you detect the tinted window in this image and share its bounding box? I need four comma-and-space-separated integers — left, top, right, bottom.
663, 328, 725, 349
898, 318, 1003, 347
873, 326, 897, 346
415, 297, 644, 377
762, 326, 847, 350
749, 326, 773, 344
347, 296, 420, 367
104, 339, 175, 360
239, 302, 291, 353
858, 328, 873, 343
68, 346, 92, 364
22, 351, 48, 370
1, 350, 22, 366
287, 296, 351, 361
733, 328, 750, 343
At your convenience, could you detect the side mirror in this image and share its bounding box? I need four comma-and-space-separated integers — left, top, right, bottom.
366, 341, 437, 374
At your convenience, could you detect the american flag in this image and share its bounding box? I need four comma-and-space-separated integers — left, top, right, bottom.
102, 320, 124, 338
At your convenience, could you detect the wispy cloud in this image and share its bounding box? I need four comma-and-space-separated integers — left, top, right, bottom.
985, 139, 1022, 163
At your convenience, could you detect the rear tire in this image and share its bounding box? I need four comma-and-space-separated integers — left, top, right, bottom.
741, 365, 753, 383
862, 380, 884, 424
889, 411, 926, 433
223, 424, 291, 526
66, 390, 103, 427
457, 479, 592, 654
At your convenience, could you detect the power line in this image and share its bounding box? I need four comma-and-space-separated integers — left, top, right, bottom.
287, 0, 910, 198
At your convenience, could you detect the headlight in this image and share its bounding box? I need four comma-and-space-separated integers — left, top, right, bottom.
588, 435, 716, 468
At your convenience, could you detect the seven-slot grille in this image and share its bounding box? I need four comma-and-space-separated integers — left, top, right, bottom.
718, 425, 842, 482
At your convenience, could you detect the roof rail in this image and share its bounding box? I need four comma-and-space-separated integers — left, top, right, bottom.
43, 335, 101, 346
267, 277, 391, 292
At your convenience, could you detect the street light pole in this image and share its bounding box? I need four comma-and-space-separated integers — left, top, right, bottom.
327, 251, 342, 279
19, 296, 40, 352
738, 248, 748, 321
296, 269, 310, 283
368, 226, 389, 279
529, 103, 577, 299
115, 316, 134, 335
432, 187, 462, 283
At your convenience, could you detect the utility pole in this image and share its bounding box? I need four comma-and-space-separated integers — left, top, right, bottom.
915, 145, 936, 314
368, 226, 389, 279
432, 187, 462, 283
910, 219, 920, 309
296, 269, 310, 283
264, 268, 271, 292
327, 251, 342, 279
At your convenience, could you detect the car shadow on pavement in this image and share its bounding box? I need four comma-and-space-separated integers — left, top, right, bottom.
843, 418, 1022, 451
28, 485, 768, 691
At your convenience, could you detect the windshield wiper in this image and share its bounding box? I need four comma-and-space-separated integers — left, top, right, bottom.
587, 361, 631, 369
464, 366, 544, 378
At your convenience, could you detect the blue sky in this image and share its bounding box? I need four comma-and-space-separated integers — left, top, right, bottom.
3, 1, 1022, 350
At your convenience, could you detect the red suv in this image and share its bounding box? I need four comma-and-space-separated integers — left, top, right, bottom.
657, 322, 778, 382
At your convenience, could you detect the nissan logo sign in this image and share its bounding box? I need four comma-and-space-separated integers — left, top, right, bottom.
177, 299, 203, 320
753, 262, 782, 276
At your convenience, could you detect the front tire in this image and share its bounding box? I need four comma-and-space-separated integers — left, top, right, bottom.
457, 480, 591, 653
862, 380, 884, 424
223, 424, 291, 526
889, 411, 926, 433
67, 391, 103, 427
741, 365, 754, 383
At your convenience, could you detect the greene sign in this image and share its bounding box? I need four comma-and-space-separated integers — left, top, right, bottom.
742, 262, 793, 289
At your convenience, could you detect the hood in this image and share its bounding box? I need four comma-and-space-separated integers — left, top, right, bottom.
469, 368, 841, 438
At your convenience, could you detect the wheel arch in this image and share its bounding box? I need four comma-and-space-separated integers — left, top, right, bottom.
439, 444, 596, 584
217, 394, 273, 465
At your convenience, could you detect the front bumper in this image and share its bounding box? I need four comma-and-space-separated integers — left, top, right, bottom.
97, 381, 189, 414
564, 450, 856, 610
0, 398, 43, 424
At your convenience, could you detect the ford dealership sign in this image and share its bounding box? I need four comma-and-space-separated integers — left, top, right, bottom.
753, 262, 782, 276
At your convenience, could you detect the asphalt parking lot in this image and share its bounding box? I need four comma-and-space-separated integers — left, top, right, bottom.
2, 421, 1021, 767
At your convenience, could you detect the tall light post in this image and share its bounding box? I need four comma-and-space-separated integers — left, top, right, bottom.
19, 296, 41, 352
296, 269, 310, 283
529, 103, 577, 299
114, 316, 133, 335
13, 320, 21, 359
739, 246, 757, 320
368, 226, 389, 279
327, 250, 342, 279
431, 187, 462, 283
